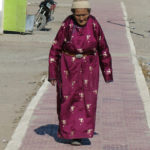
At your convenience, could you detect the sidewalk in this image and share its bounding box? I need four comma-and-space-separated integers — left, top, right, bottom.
5, 0, 150, 150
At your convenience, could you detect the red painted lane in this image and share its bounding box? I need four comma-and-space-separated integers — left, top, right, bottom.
19, 0, 150, 150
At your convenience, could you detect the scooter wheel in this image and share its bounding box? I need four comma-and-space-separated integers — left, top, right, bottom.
34, 14, 46, 30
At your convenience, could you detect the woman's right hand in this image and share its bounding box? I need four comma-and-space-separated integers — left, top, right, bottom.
49, 79, 57, 86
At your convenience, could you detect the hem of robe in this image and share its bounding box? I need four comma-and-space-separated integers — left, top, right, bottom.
57, 131, 94, 139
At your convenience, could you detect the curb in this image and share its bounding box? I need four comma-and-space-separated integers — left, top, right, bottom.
121, 2, 150, 128
4, 77, 49, 150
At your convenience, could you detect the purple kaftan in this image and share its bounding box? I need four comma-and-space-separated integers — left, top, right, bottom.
48, 15, 113, 139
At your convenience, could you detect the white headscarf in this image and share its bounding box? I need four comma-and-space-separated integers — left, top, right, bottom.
72, 0, 91, 9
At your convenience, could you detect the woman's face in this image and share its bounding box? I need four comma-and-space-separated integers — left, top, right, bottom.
73, 8, 90, 26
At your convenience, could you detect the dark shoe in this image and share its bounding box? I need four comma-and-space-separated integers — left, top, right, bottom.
71, 139, 82, 146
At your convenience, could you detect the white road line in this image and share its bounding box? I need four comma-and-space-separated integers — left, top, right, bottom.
121, 2, 150, 128
4, 78, 49, 150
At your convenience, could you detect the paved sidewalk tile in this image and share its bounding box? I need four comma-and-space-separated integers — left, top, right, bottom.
19, 0, 150, 150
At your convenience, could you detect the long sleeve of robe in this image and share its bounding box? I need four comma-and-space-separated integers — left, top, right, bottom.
48, 15, 113, 139
48, 18, 67, 81
93, 18, 113, 82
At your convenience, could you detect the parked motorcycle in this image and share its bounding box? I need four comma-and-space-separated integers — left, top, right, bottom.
34, 0, 56, 30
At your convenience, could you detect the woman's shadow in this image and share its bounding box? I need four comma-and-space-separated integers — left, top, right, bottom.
34, 124, 98, 145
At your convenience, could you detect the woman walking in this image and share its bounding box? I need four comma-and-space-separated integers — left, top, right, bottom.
48, 0, 113, 146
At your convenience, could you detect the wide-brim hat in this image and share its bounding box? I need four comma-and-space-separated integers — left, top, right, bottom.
72, 0, 91, 9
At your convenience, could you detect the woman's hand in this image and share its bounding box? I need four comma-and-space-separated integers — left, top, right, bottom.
49, 79, 57, 86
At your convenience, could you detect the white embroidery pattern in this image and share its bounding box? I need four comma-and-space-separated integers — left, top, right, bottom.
87, 35, 91, 40
50, 58, 56, 63
93, 23, 96, 28
77, 48, 83, 53
64, 95, 69, 100
82, 56, 87, 62
87, 129, 93, 136
72, 81, 76, 87
83, 56, 87, 59
79, 92, 84, 99
79, 118, 84, 125
102, 51, 108, 57
64, 70, 69, 76
62, 120, 66, 127
52, 40, 57, 45
70, 106, 75, 112
64, 38, 67, 42
72, 57, 76, 62
89, 66, 93, 72
69, 23, 73, 28
105, 68, 111, 75
86, 104, 92, 112
71, 35, 74, 40
93, 90, 98, 95
84, 79, 88, 86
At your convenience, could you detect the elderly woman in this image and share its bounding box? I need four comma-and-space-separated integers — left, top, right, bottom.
48, 0, 113, 146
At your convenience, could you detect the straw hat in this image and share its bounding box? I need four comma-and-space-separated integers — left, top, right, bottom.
72, 0, 91, 9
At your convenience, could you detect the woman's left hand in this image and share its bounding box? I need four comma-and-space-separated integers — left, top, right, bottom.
49, 79, 57, 86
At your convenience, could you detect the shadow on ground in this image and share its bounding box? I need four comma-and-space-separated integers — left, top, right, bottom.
34, 124, 99, 145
